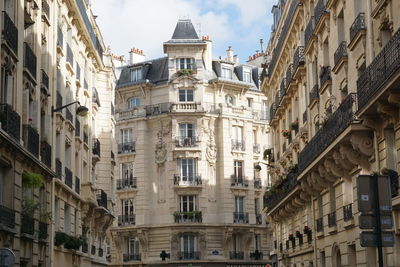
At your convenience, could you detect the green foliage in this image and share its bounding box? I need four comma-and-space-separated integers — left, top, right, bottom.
40, 211, 52, 223
22, 198, 40, 216
54, 232, 69, 246
177, 69, 193, 76
54, 231, 83, 250
22, 172, 43, 188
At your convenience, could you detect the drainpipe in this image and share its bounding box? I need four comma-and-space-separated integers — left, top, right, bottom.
367, 0, 375, 64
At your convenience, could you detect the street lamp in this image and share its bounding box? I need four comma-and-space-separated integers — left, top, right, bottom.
254, 161, 275, 172
52, 101, 89, 117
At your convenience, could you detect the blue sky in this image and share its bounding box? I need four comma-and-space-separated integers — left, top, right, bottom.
92, 0, 274, 63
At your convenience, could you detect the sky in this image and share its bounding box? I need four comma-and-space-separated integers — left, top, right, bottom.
91, 0, 274, 63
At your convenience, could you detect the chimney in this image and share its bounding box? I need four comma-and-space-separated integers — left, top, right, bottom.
233, 55, 239, 64
129, 48, 145, 64
226, 46, 234, 63
260, 39, 264, 53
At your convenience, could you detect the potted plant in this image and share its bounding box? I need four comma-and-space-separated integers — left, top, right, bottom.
290, 118, 299, 131
296, 230, 302, 238
177, 69, 194, 76
54, 231, 70, 246
288, 234, 295, 241
22, 172, 43, 188
281, 129, 290, 138
303, 225, 311, 234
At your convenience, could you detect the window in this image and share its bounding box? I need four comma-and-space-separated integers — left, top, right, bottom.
180, 195, 196, 212
222, 67, 232, 79
247, 98, 253, 108
178, 123, 195, 145
0, 66, 14, 105
130, 68, 142, 82
127, 238, 140, 258
232, 234, 241, 252
225, 95, 234, 106
235, 196, 244, 213
177, 58, 194, 70
64, 203, 71, 234
120, 162, 134, 180
178, 158, 197, 182
179, 89, 194, 102
180, 234, 198, 259
232, 126, 243, 141
127, 97, 141, 109
121, 199, 134, 216
244, 70, 252, 83
255, 198, 259, 214
254, 234, 261, 251
234, 161, 243, 178
121, 128, 133, 143
54, 198, 60, 230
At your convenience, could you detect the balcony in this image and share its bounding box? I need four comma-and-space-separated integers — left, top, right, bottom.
97, 189, 108, 209
309, 85, 319, 104
39, 222, 48, 240
57, 27, 63, 50
264, 169, 298, 211
314, 0, 329, 27
75, 119, 80, 137
118, 214, 135, 226
174, 211, 202, 223
65, 108, 73, 123
350, 13, 366, 44
298, 94, 357, 173
328, 211, 337, 227
0, 205, 15, 229
302, 110, 308, 124
231, 175, 249, 187
316, 217, 324, 232
171, 102, 201, 112
233, 212, 249, 223
117, 176, 137, 190
118, 142, 135, 154
357, 27, 400, 112
56, 158, 62, 179
83, 131, 88, 144
42, 0, 50, 20
24, 124, 39, 157
343, 204, 353, 222
286, 64, 293, 87
305, 16, 315, 48
66, 43, 74, 67
333, 41, 348, 69
230, 251, 244, 260
250, 251, 263, 260
92, 138, 101, 158
92, 87, 100, 106
23, 42, 37, 79
65, 167, 73, 188
319, 66, 331, 88
123, 254, 141, 262
293, 46, 305, 75
231, 140, 245, 151
40, 141, 51, 168
2, 11, 18, 55
256, 214, 262, 225
254, 178, 262, 189
40, 69, 49, 92
178, 251, 200, 260
0, 103, 21, 140
176, 136, 197, 147
174, 175, 202, 186
21, 215, 34, 235
75, 176, 80, 194
279, 78, 287, 104
253, 144, 260, 154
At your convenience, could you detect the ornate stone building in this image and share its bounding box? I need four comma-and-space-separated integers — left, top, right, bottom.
110, 20, 272, 266
0, 0, 115, 266
262, 0, 400, 266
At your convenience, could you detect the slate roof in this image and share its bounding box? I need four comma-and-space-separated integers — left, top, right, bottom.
171, 19, 199, 39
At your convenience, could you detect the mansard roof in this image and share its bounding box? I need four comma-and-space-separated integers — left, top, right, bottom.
171, 19, 199, 40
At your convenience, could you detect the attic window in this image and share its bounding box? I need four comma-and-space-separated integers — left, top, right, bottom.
243, 70, 252, 83
221, 67, 232, 79
130, 68, 142, 82
177, 58, 194, 70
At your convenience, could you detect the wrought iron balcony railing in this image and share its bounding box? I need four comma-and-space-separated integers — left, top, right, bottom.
178, 251, 200, 260
24, 124, 39, 157
230, 251, 244, 260
357, 26, 400, 111
328, 211, 336, 227
254, 178, 262, 189
279, 78, 287, 103
75, 176, 80, 194
176, 136, 197, 147
314, 0, 329, 26
302, 110, 308, 124
39, 222, 48, 240
286, 64, 293, 86
293, 46, 305, 73
250, 250, 263, 260
118, 214, 135, 226
319, 66, 331, 87
343, 204, 353, 221
97, 189, 107, 209
298, 94, 357, 173
231, 175, 249, 187
2, 11, 18, 55
316, 217, 324, 232
309, 84, 319, 103
56, 158, 62, 179
40, 140, 51, 168
65, 167, 73, 188
118, 142, 135, 154
264, 170, 298, 211
334, 41, 348, 67
117, 176, 137, 190
24, 42, 37, 79
350, 13, 366, 43
21, 215, 34, 235
174, 211, 202, 223
305, 16, 315, 47
0, 103, 21, 140
123, 253, 141, 262
92, 138, 101, 157
0, 205, 15, 229
231, 139, 245, 151
174, 175, 202, 186
233, 212, 249, 223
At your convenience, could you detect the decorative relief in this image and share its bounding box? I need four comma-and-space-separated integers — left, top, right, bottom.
203, 117, 217, 202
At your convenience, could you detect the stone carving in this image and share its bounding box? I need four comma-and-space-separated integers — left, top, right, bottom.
155, 121, 170, 164
204, 117, 217, 164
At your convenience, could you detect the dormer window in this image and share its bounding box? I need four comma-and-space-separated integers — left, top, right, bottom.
130, 68, 142, 82
243, 70, 252, 83
127, 97, 141, 109
177, 58, 194, 70
222, 67, 232, 79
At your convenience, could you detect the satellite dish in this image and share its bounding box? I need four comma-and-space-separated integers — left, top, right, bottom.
0, 248, 15, 267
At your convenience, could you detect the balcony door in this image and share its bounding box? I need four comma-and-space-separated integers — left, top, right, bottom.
122, 199, 134, 222
121, 162, 134, 181
181, 234, 197, 257
179, 123, 194, 145
235, 196, 244, 213
121, 128, 133, 144
180, 195, 196, 212
127, 238, 139, 257
234, 161, 243, 178
232, 234, 241, 252
179, 158, 196, 183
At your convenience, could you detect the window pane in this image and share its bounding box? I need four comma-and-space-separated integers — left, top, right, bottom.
186, 90, 194, 101
179, 90, 186, 102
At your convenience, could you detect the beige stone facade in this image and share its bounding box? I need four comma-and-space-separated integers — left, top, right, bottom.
262, 0, 400, 266
0, 0, 115, 266
110, 20, 272, 266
